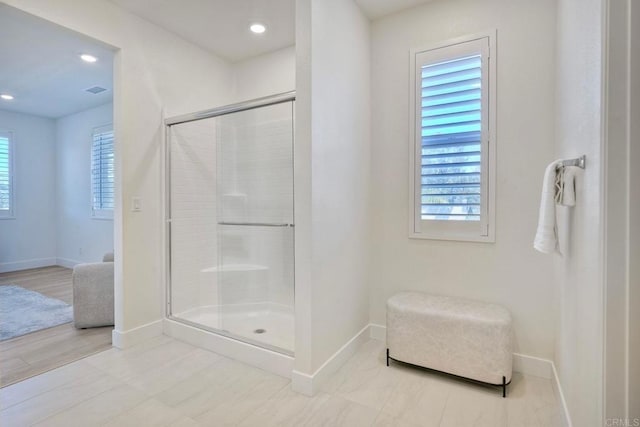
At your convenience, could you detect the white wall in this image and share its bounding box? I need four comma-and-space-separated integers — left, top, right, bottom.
295, 0, 371, 375
294, 0, 314, 376
604, 0, 629, 420
605, 1, 640, 420
0, 104, 114, 272
56, 102, 113, 267
0, 109, 56, 272
232, 46, 295, 102
369, 0, 557, 359
555, 0, 604, 425
3, 0, 235, 335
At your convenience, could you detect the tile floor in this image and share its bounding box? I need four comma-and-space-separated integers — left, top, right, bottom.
0, 337, 564, 426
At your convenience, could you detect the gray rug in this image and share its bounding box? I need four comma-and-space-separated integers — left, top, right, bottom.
0, 285, 73, 340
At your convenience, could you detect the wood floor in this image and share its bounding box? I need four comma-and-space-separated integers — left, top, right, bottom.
0, 266, 113, 388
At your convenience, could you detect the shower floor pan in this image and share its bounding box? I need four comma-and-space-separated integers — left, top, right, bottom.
174, 302, 294, 354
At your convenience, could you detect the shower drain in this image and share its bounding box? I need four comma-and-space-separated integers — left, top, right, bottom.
253, 328, 266, 334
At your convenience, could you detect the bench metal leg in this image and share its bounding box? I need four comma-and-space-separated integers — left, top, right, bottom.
386, 348, 508, 398
502, 376, 506, 398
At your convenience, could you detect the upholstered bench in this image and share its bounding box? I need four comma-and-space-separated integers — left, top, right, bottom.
386, 292, 513, 397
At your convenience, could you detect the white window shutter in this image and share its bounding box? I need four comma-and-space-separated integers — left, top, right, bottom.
91, 126, 114, 216
409, 32, 496, 242
420, 54, 482, 221
0, 132, 13, 216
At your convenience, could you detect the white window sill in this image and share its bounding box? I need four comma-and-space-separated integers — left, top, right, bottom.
91, 216, 113, 221
409, 231, 495, 243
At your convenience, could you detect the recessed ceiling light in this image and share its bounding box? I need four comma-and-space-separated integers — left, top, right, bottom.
0, 94, 14, 101
80, 54, 98, 63
249, 23, 266, 34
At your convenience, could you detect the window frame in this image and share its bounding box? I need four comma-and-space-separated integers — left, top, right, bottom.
0, 130, 15, 219
90, 124, 114, 220
408, 31, 496, 243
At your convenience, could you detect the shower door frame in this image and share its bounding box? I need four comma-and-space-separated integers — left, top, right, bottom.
164, 91, 296, 356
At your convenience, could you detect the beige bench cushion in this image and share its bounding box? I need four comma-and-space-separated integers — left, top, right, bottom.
387, 292, 513, 385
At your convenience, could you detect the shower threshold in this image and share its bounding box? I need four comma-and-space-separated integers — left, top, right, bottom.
172, 302, 294, 355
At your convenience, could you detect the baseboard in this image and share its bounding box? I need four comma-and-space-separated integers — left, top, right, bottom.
112, 320, 163, 349
55, 257, 83, 269
292, 323, 371, 396
0, 257, 56, 273
551, 361, 573, 427
163, 318, 294, 379
369, 323, 386, 341
512, 353, 553, 379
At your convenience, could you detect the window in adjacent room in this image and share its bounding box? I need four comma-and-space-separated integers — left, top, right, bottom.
0, 131, 13, 218
409, 33, 496, 242
91, 124, 114, 219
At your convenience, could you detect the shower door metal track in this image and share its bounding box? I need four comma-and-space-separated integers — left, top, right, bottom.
165, 90, 296, 126
167, 316, 295, 357
218, 222, 294, 227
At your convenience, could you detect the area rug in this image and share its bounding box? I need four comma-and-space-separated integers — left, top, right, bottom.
0, 285, 73, 340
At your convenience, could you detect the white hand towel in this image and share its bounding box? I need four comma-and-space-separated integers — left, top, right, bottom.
560, 166, 577, 207
554, 166, 565, 204
534, 160, 563, 253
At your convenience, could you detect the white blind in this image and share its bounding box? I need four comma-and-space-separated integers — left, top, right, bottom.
420, 54, 482, 221
91, 126, 114, 213
0, 133, 11, 212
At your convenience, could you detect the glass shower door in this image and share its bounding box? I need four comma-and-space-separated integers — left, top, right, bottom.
167, 98, 295, 355
216, 102, 294, 352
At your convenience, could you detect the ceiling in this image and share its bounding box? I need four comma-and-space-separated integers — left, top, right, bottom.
0, 0, 434, 119
0, 4, 114, 119
356, 0, 434, 19
110, 0, 296, 63
109, 0, 434, 64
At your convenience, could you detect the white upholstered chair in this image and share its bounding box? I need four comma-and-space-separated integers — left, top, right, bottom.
72, 252, 114, 328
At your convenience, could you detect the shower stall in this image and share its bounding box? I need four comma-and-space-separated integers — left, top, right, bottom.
165, 92, 295, 357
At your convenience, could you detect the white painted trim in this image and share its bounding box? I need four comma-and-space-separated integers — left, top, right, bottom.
55, 257, 83, 269
112, 319, 163, 349
163, 318, 294, 379
512, 353, 552, 379
369, 323, 386, 341
290, 369, 314, 396
292, 323, 371, 396
552, 361, 573, 427
408, 29, 497, 243
0, 257, 56, 273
